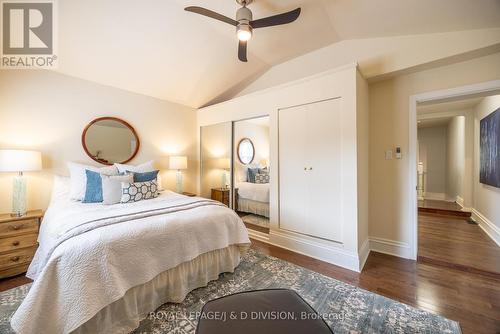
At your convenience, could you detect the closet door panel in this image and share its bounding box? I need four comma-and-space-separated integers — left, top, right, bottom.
306, 98, 343, 242
279, 104, 308, 234
279, 98, 343, 242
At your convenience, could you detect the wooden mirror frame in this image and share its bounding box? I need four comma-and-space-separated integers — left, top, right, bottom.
81, 117, 140, 165
237, 138, 255, 165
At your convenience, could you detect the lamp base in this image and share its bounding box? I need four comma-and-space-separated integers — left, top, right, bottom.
176, 170, 184, 193
12, 174, 27, 217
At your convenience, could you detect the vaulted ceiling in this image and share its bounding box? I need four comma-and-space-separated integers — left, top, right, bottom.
55, 0, 500, 108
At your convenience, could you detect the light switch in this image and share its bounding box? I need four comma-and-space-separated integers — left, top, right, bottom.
385, 150, 393, 160
395, 146, 402, 159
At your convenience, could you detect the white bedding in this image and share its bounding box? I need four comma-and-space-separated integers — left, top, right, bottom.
11, 191, 250, 334
236, 181, 270, 203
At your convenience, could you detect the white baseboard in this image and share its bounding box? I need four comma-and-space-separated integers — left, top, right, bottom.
269, 230, 361, 272
456, 196, 464, 208
358, 238, 370, 270
247, 228, 270, 243
471, 209, 500, 246
369, 237, 412, 259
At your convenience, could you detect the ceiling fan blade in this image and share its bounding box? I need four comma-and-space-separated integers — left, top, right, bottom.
185, 6, 238, 26
250, 7, 301, 28
238, 40, 248, 62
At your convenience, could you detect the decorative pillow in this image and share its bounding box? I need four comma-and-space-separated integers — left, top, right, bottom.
83, 170, 103, 203
255, 173, 270, 184
114, 160, 155, 174
127, 170, 159, 183
102, 174, 133, 205
67, 162, 118, 200
121, 180, 158, 203
247, 168, 260, 183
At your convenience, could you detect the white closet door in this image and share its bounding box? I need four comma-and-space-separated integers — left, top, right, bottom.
279, 103, 309, 234
279, 98, 343, 242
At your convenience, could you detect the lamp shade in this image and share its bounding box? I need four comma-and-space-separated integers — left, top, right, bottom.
215, 157, 231, 170
169, 156, 187, 170
0, 150, 42, 172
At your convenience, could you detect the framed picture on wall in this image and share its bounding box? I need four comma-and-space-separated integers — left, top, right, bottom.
480, 107, 500, 188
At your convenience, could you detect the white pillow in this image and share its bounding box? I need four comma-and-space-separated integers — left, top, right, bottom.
102, 174, 133, 205
114, 160, 155, 174
50, 175, 71, 203
114, 160, 164, 190
67, 162, 118, 200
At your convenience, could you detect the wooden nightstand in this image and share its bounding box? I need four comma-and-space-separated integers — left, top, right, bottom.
0, 210, 43, 279
211, 188, 230, 206
182, 192, 197, 197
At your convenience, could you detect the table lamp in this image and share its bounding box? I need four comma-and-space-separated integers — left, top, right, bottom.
169, 156, 187, 193
0, 150, 42, 217
216, 158, 231, 188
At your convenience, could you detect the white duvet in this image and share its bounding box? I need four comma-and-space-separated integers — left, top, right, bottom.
236, 182, 270, 203
11, 191, 250, 334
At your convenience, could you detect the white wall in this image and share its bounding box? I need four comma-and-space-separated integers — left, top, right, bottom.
446, 116, 466, 202
473, 95, 500, 242
0, 70, 198, 212
418, 125, 448, 196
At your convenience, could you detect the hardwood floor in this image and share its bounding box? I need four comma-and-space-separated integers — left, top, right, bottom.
251, 239, 500, 334
418, 199, 464, 211
418, 213, 500, 277
1, 237, 499, 333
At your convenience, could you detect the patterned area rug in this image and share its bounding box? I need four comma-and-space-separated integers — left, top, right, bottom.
0, 249, 461, 334
241, 213, 270, 228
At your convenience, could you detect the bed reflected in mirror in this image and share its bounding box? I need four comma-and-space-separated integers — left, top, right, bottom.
233, 116, 270, 234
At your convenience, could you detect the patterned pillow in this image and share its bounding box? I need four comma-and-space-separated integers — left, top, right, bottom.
121, 180, 158, 203
255, 173, 270, 184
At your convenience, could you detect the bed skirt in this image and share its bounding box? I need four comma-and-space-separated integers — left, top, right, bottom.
237, 198, 269, 218
72, 245, 246, 334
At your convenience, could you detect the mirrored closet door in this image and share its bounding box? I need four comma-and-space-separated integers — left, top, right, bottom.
233, 116, 270, 234
200, 122, 232, 208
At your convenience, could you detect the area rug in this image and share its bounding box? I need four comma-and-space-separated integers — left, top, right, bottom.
241, 213, 270, 229
0, 249, 461, 334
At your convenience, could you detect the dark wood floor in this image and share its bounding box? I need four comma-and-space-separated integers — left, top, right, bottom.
1, 223, 499, 333
252, 239, 500, 334
418, 213, 500, 277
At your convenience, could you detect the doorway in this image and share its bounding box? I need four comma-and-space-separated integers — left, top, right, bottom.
410, 81, 500, 276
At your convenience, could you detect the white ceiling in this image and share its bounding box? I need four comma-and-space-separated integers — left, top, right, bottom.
55, 0, 500, 108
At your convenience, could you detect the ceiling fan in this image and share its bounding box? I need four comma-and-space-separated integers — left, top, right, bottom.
185, 0, 301, 62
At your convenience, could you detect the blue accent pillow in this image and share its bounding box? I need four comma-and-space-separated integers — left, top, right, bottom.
247, 168, 260, 183
127, 170, 159, 182
83, 170, 103, 203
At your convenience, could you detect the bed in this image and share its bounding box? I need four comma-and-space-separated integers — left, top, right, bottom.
11, 181, 250, 334
235, 181, 269, 218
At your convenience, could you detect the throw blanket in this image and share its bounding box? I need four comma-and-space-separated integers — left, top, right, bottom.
11, 192, 250, 334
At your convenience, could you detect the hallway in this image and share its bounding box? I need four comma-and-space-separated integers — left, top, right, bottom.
418, 212, 500, 277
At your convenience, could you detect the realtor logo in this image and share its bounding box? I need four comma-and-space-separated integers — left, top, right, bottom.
1, 0, 57, 68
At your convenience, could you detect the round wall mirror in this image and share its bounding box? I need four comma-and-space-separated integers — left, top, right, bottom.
237, 138, 255, 165
82, 117, 140, 165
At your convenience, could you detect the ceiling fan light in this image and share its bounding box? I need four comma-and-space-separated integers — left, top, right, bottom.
237, 25, 252, 41
237, 29, 252, 41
